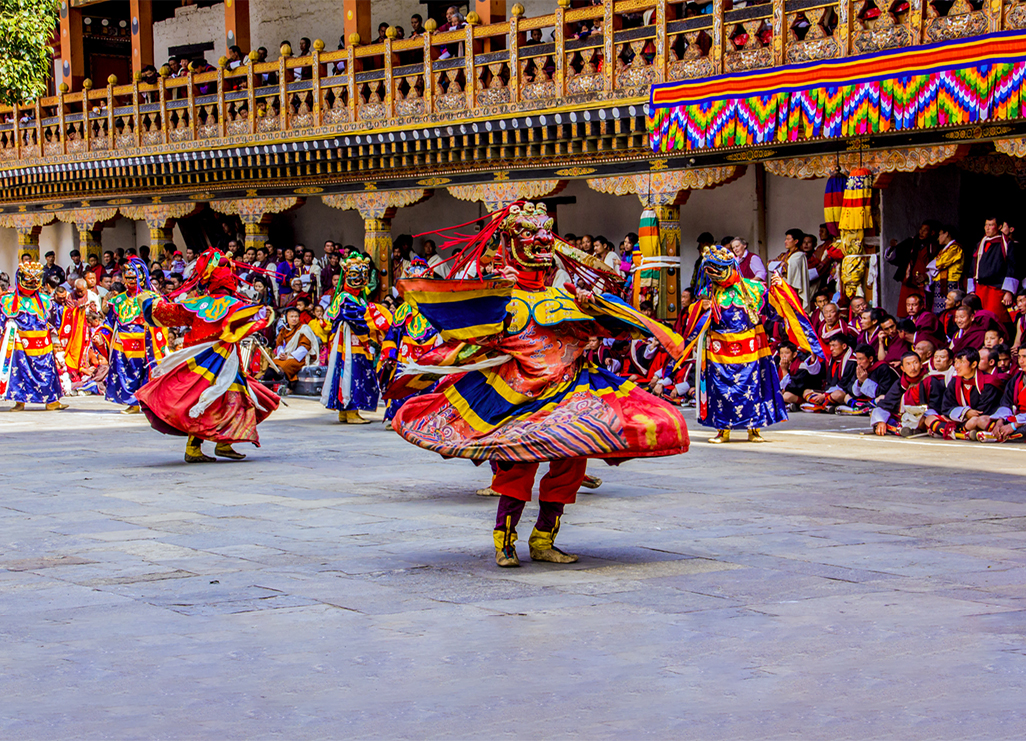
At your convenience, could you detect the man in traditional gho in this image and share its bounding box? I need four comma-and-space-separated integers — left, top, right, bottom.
0, 262, 68, 412
135, 249, 280, 462
321, 253, 392, 424
101, 258, 168, 414
969, 217, 1018, 324
926, 225, 963, 314
988, 345, 1026, 442
391, 202, 691, 568
678, 245, 824, 443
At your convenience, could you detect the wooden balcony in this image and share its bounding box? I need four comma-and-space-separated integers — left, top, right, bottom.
0, 0, 1018, 171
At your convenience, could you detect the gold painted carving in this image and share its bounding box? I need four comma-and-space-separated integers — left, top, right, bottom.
448, 180, 566, 211
763, 145, 966, 179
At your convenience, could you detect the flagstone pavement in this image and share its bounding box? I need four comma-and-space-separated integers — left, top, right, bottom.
2, 397, 1025, 739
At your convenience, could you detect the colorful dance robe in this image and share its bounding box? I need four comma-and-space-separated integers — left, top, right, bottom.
378, 301, 439, 421
102, 290, 168, 405
135, 295, 279, 445
0, 292, 62, 404
680, 278, 789, 430
320, 290, 391, 412
392, 282, 690, 464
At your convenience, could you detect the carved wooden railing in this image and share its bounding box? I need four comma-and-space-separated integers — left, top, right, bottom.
0, 0, 1019, 166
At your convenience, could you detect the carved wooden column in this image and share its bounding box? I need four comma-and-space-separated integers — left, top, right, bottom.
447, 179, 566, 211
322, 190, 432, 295
54, 207, 119, 262
209, 197, 304, 255
120, 203, 200, 252
0, 213, 59, 263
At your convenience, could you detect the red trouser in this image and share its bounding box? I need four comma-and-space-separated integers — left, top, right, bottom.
491, 459, 588, 504
976, 284, 1011, 324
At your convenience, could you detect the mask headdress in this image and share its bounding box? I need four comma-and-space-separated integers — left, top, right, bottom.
699, 244, 762, 324
171, 248, 240, 298
16, 261, 44, 294
123, 257, 153, 292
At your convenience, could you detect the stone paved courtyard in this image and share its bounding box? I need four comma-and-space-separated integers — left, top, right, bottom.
2, 397, 1026, 739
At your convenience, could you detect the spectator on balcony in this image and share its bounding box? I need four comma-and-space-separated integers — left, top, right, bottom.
191, 57, 217, 94
293, 38, 313, 80
439, 7, 466, 59
410, 14, 425, 38
525, 28, 544, 46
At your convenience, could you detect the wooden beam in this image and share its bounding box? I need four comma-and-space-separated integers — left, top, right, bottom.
59, 2, 85, 91
343, 0, 371, 45
475, 0, 506, 24
130, 0, 154, 75
224, 0, 250, 53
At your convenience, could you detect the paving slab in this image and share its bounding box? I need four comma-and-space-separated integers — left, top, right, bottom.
1, 397, 1026, 738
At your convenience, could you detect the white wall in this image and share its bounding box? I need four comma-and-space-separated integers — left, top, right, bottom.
765, 173, 827, 256
152, 0, 562, 63
154, 3, 225, 63
0, 228, 17, 283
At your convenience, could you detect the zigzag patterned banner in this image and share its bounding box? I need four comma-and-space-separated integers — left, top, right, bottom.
648, 30, 1026, 153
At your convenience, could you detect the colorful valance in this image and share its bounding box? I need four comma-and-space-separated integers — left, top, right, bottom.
648, 31, 1026, 153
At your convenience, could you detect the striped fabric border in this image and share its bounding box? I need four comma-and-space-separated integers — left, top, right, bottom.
647, 30, 1026, 153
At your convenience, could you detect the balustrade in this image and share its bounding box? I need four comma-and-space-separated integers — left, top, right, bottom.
0, 0, 1017, 167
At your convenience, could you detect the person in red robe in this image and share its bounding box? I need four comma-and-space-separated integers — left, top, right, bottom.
968, 217, 1018, 324
990, 345, 1026, 442
135, 249, 281, 463
886, 221, 938, 317
949, 305, 989, 354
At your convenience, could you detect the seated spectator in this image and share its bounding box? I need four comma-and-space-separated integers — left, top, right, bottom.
905, 293, 942, 347
847, 296, 868, 325
839, 343, 898, 415
931, 346, 955, 383
802, 335, 855, 412
875, 313, 909, 368
818, 302, 852, 346
928, 347, 1003, 440
990, 344, 1026, 442
872, 351, 946, 437
914, 338, 936, 366
950, 304, 987, 353
856, 306, 883, 346
938, 288, 965, 341
809, 290, 831, 331
780, 348, 823, 409
263, 307, 318, 389
978, 346, 1010, 389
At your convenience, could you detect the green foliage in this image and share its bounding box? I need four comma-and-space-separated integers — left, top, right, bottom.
0, 0, 60, 105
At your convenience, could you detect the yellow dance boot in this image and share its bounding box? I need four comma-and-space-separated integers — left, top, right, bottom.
184, 436, 216, 463
528, 517, 579, 564
709, 429, 730, 444
748, 428, 766, 443
214, 443, 246, 460
345, 410, 371, 425
493, 519, 520, 568
46, 401, 69, 411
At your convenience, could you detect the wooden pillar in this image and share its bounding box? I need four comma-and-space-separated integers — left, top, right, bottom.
59, 2, 85, 92
344, 0, 371, 46
475, 0, 506, 23
364, 215, 394, 295
79, 228, 104, 262
130, 0, 154, 76
243, 222, 269, 253
475, 0, 506, 49
654, 205, 681, 321
225, 0, 251, 53
17, 229, 40, 262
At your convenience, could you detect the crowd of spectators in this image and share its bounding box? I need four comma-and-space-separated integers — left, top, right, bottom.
5, 210, 1024, 441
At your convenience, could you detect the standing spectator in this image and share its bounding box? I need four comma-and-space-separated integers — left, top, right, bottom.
776, 228, 810, 307
42, 252, 65, 286
968, 216, 1017, 325
422, 239, 448, 278
926, 225, 963, 313
886, 220, 938, 317
66, 250, 87, 282
730, 238, 766, 282
409, 14, 425, 38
